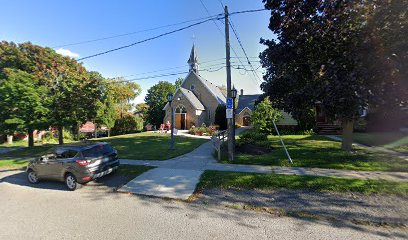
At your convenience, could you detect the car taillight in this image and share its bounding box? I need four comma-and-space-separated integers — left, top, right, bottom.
76, 160, 91, 166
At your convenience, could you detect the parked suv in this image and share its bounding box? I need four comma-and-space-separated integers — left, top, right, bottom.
26, 142, 119, 191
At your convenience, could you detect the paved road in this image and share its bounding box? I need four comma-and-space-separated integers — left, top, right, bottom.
0, 170, 406, 240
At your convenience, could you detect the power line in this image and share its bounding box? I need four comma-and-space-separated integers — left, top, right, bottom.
77, 16, 222, 61
229, 22, 262, 83
53, 15, 220, 48
109, 63, 262, 83
76, 8, 267, 61
197, 0, 259, 85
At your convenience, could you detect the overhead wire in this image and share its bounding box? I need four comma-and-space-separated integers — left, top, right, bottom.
53, 15, 221, 48
198, 0, 259, 84
76, 9, 267, 62
77, 15, 223, 61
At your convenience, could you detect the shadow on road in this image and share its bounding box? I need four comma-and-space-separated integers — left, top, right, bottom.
0, 170, 131, 192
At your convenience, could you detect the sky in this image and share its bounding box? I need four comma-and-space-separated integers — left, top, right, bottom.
0, 0, 275, 104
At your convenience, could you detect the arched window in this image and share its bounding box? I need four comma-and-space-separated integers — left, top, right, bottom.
175, 105, 187, 113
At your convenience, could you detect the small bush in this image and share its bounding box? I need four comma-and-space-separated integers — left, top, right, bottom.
238, 129, 268, 146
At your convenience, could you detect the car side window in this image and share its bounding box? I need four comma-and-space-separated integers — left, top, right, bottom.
56, 149, 78, 159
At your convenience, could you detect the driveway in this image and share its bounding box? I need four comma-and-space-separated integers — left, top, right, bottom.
0, 170, 406, 240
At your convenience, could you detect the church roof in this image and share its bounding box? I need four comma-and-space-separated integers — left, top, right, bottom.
187, 71, 226, 104
236, 95, 261, 113
187, 44, 199, 65
162, 87, 205, 111
179, 88, 205, 110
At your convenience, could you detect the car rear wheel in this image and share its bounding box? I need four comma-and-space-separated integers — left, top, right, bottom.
27, 169, 39, 184
65, 173, 80, 191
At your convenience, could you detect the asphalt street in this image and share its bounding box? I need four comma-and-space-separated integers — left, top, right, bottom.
0, 170, 406, 240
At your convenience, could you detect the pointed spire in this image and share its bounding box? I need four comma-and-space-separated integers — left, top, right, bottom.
187, 44, 199, 73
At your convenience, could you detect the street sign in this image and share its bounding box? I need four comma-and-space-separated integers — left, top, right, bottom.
226, 98, 233, 109
226, 108, 233, 119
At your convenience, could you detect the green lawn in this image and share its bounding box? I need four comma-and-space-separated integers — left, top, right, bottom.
353, 132, 408, 154
0, 140, 28, 148
0, 132, 207, 161
197, 170, 408, 195
0, 160, 28, 170
220, 135, 408, 172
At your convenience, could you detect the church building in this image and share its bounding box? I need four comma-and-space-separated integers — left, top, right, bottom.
163, 45, 226, 129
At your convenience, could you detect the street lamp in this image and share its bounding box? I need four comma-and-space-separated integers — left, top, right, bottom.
231, 86, 237, 154
167, 92, 175, 150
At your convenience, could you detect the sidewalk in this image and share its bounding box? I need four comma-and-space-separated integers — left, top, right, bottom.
325, 135, 408, 161
119, 140, 408, 200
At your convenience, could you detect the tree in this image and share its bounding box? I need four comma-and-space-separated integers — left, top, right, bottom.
0, 41, 106, 144
105, 78, 142, 118
260, 0, 407, 151
135, 103, 149, 120
175, 77, 183, 89
0, 69, 49, 146
252, 97, 282, 134
95, 76, 116, 137
214, 104, 227, 130
144, 81, 176, 128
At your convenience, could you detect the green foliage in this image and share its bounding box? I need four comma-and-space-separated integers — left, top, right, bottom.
105, 77, 142, 118
238, 129, 269, 148
144, 81, 176, 128
111, 115, 143, 136
188, 125, 216, 136
174, 77, 183, 89
221, 135, 408, 172
0, 68, 49, 137
251, 98, 282, 134
260, 0, 408, 128
214, 104, 227, 130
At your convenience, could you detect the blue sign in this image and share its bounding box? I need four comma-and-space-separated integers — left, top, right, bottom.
226, 98, 233, 109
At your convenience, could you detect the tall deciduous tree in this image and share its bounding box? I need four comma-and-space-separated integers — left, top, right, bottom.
260, 0, 407, 151
106, 78, 142, 118
0, 41, 106, 144
0, 69, 49, 146
145, 81, 176, 128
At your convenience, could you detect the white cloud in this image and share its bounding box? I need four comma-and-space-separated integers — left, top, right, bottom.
55, 48, 80, 58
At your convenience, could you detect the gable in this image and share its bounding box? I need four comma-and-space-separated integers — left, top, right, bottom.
181, 71, 226, 105
163, 87, 205, 111
236, 95, 260, 113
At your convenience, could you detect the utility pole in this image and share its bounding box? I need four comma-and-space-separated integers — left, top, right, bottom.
225, 6, 234, 161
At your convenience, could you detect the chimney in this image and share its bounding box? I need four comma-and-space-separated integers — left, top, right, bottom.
240, 89, 244, 96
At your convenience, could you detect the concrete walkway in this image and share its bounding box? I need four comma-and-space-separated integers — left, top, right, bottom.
325, 135, 408, 161
119, 139, 408, 200
0, 147, 23, 155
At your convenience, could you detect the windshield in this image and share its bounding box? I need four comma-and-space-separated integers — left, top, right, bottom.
82, 144, 114, 158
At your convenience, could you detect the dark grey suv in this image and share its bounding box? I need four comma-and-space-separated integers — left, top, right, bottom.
26, 142, 119, 191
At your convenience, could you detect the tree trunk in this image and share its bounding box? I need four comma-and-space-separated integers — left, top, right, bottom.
108, 129, 110, 137
94, 123, 98, 139
58, 126, 64, 145
341, 119, 354, 151
77, 124, 81, 141
6, 135, 13, 145
28, 129, 34, 147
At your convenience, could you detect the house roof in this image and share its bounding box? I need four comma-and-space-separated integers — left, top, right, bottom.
236, 95, 261, 113
163, 87, 205, 111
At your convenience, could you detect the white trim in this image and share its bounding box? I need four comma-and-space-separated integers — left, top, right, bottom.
181, 71, 225, 105
237, 107, 252, 115
163, 87, 205, 111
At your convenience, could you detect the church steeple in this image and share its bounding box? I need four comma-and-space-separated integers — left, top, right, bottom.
187, 44, 199, 73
